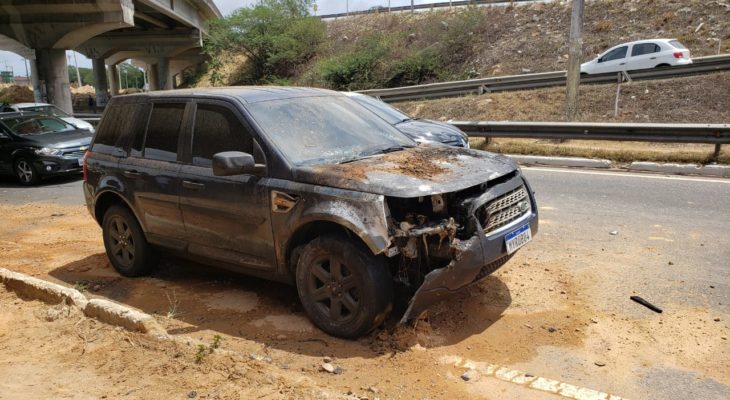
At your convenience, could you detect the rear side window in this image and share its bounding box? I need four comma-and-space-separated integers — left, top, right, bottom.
669, 40, 687, 50
143, 103, 185, 162
191, 104, 254, 167
600, 46, 628, 62
92, 103, 139, 155
631, 43, 661, 56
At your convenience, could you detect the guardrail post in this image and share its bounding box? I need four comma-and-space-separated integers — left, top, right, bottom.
713, 143, 722, 162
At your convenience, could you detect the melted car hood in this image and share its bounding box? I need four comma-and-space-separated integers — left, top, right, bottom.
293, 145, 518, 197
22, 130, 92, 148
395, 119, 467, 145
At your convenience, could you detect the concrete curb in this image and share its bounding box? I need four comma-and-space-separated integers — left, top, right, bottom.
0, 267, 88, 309
507, 154, 613, 169
0, 267, 165, 335
628, 162, 730, 177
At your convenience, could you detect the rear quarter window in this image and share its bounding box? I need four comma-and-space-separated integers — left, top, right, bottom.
142, 103, 185, 162
92, 102, 141, 156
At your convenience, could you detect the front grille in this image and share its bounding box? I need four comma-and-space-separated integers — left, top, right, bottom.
478, 185, 531, 234
62, 149, 85, 158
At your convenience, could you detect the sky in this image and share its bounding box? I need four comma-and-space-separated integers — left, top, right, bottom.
0, 0, 435, 78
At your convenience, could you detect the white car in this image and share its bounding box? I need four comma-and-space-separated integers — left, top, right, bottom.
1, 102, 95, 132
580, 39, 692, 75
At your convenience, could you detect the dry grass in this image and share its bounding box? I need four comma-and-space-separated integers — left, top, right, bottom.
471, 138, 730, 164
395, 72, 730, 124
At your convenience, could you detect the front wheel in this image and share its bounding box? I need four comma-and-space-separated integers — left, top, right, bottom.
296, 235, 393, 338
14, 158, 40, 185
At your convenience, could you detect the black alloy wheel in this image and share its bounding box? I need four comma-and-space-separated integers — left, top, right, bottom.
296, 235, 393, 338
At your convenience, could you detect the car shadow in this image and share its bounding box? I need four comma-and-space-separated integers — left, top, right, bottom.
0, 173, 82, 188
48, 252, 512, 359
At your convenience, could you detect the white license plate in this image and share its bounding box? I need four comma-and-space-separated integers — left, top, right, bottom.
77, 158, 83, 166
505, 224, 532, 254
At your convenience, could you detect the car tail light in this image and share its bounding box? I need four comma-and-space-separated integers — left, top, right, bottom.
673, 51, 684, 59
82, 151, 89, 182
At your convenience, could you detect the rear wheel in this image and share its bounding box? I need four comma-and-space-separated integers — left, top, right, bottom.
14, 158, 40, 185
296, 235, 393, 338
102, 205, 157, 277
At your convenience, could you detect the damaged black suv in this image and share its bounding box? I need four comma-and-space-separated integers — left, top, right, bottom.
83, 87, 538, 338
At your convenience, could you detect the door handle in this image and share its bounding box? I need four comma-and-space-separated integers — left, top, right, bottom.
182, 180, 205, 190
619, 62, 626, 65
123, 170, 141, 178
650, 57, 657, 60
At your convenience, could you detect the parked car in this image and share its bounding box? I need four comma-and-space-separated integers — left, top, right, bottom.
343, 92, 470, 148
580, 39, 692, 75
83, 87, 538, 338
0, 112, 91, 185
1, 102, 95, 133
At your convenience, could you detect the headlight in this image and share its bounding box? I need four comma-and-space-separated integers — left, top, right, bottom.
35, 147, 62, 156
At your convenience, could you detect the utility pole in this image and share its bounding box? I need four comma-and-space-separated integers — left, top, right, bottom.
346, 0, 348, 16
565, 0, 584, 121
72, 51, 82, 86
411, 0, 415, 14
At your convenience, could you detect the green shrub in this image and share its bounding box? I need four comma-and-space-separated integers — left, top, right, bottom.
318, 34, 390, 90
386, 50, 440, 87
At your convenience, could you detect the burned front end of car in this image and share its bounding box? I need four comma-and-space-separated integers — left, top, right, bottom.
384, 170, 538, 321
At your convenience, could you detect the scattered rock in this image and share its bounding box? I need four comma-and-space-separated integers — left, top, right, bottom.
440, 21, 449, 29
594, 361, 606, 367
547, 327, 557, 333
368, 386, 379, 393
590, 318, 599, 324
668, 261, 674, 266
524, 323, 533, 329
187, 390, 197, 398
461, 370, 478, 381
322, 363, 336, 373
50, 213, 65, 217
521, 68, 531, 73
334, 366, 344, 375
323, 356, 333, 363
92, 284, 101, 292
714, 318, 721, 322
275, 334, 287, 340
609, 230, 619, 235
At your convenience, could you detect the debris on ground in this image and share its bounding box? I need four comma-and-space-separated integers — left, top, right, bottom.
630, 296, 663, 313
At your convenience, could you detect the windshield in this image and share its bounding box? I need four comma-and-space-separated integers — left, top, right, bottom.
246, 95, 415, 166
18, 105, 71, 118
5, 116, 76, 135
348, 94, 412, 125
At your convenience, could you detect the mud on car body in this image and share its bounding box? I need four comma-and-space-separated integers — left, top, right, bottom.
83, 87, 537, 338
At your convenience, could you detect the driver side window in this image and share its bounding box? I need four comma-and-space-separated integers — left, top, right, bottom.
191, 104, 259, 168
599, 46, 628, 63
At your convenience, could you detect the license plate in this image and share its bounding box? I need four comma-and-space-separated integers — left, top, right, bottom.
77, 158, 83, 166
505, 224, 532, 254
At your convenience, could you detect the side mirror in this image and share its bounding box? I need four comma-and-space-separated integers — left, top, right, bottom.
212, 151, 265, 176
0, 131, 10, 140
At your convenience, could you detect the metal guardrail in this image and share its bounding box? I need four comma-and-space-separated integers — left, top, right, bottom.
359, 54, 730, 102
319, 0, 536, 19
452, 121, 730, 144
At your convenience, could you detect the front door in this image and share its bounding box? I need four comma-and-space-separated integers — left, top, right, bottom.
0, 128, 13, 174
594, 45, 629, 74
179, 101, 276, 270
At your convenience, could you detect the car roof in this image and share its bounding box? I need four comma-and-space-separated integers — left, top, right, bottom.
0, 111, 44, 119
116, 86, 342, 104
12, 102, 53, 107
615, 38, 678, 47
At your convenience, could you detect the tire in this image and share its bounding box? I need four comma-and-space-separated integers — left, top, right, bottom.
296, 235, 393, 338
14, 158, 40, 185
102, 205, 157, 277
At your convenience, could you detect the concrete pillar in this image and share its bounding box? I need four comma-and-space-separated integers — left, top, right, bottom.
148, 63, 159, 91
92, 58, 109, 107
34, 48, 72, 113
108, 64, 119, 96
157, 58, 171, 90
29, 58, 42, 103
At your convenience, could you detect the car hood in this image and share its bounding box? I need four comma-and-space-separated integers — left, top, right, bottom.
395, 119, 467, 145
293, 145, 518, 197
22, 130, 92, 149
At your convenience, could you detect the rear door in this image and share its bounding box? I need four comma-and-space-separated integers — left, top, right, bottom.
0, 124, 14, 173
593, 45, 629, 74
178, 100, 276, 270
121, 100, 189, 250
629, 42, 662, 70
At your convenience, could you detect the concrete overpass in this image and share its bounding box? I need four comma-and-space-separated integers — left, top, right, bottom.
0, 0, 221, 113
